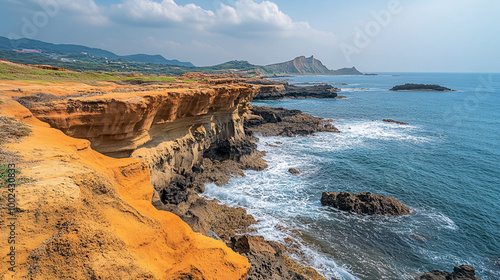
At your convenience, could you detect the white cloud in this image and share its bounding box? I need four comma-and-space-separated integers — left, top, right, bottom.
110, 0, 214, 28
29, 0, 109, 25
109, 0, 319, 37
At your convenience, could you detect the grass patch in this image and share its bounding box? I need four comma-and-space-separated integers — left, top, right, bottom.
0, 115, 31, 146
0, 116, 34, 190
0, 164, 19, 188
0, 61, 181, 85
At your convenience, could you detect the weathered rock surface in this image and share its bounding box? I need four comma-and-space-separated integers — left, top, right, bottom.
26, 83, 256, 157
289, 168, 300, 174
321, 191, 410, 216
416, 265, 481, 280
390, 83, 454, 91
230, 235, 306, 280
245, 106, 340, 137
254, 83, 339, 100
4, 73, 330, 280
0, 95, 250, 279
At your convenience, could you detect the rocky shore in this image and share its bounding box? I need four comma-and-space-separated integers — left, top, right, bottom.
1, 71, 335, 279
1, 65, 477, 279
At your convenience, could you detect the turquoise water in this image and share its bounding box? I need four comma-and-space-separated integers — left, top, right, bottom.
203, 73, 500, 279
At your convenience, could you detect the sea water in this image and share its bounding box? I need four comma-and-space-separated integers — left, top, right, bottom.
202, 73, 500, 279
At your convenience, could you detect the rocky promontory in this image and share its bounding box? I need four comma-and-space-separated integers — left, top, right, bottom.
1, 62, 332, 279
245, 106, 340, 137
390, 83, 454, 91
254, 83, 340, 100
416, 265, 482, 280
321, 191, 410, 216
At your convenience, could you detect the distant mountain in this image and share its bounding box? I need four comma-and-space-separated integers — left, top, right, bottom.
210, 60, 257, 71
262, 55, 362, 75
263, 55, 329, 74
0, 36, 194, 67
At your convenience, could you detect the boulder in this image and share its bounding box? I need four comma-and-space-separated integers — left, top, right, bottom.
321, 191, 410, 216
416, 265, 481, 280
383, 119, 409, 125
230, 235, 306, 280
289, 168, 300, 175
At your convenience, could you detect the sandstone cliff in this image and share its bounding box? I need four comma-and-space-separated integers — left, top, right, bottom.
0, 94, 250, 279
1, 67, 327, 279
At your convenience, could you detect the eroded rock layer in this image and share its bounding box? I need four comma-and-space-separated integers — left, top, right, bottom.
0, 95, 250, 279
3, 75, 330, 280
27, 84, 255, 157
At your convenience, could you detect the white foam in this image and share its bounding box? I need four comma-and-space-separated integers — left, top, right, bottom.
201, 121, 440, 279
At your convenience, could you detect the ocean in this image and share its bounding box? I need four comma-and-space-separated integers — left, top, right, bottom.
203, 73, 500, 279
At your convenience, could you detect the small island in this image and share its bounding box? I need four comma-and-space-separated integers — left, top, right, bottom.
390, 83, 455, 91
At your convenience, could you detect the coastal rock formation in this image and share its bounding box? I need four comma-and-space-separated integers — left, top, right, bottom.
4, 73, 331, 279
253, 83, 339, 100
0, 96, 250, 279
321, 191, 411, 216
230, 235, 306, 280
262, 55, 362, 76
263, 55, 330, 75
416, 265, 481, 280
390, 83, 454, 91
245, 106, 340, 137
289, 168, 300, 174
26, 83, 256, 158
383, 119, 410, 125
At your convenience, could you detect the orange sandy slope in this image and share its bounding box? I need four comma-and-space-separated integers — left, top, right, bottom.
0, 86, 250, 279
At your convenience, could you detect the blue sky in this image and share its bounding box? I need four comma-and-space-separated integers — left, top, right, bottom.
0, 0, 499, 72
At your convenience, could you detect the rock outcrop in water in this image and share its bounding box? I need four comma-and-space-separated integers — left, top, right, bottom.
321, 191, 410, 216
245, 106, 340, 137
390, 83, 454, 91
383, 119, 409, 125
416, 265, 482, 280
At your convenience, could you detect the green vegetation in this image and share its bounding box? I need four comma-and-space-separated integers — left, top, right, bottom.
0, 115, 31, 146
0, 50, 264, 77
0, 164, 19, 188
0, 116, 34, 189
0, 58, 184, 84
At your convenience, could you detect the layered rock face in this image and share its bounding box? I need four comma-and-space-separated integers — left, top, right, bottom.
0, 95, 250, 279
27, 84, 255, 157
8, 77, 328, 279
321, 191, 410, 216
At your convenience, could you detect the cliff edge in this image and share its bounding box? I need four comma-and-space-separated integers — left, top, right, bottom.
0, 82, 252, 279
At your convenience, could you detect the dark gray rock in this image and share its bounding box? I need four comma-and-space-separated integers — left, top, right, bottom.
245, 106, 340, 137
416, 265, 481, 280
321, 191, 410, 216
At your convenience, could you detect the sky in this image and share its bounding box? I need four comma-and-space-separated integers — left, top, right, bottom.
0, 0, 499, 72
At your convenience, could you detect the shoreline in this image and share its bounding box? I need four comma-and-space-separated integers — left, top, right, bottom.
151, 104, 340, 279
1, 68, 490, 279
